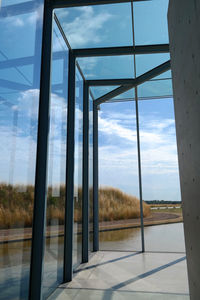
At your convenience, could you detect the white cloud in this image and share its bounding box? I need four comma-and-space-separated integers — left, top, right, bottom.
0, 5, 44, 28
98, 109, 181, 200
0, 89, 68, 185
98, 111, 137, 143
60, 6, 112, 47
27, 4, 44, 25
77, 57, 98, 77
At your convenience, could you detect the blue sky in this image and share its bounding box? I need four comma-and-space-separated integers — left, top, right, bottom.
0, 0, 181, 200
98, 99, 181, 201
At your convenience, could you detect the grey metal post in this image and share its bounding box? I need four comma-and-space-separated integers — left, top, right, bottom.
63, 51, 76, 282
135, 87, 145, 252
29, 2, 53, 300
82, 82, 89, 262
93, 103, 99, 251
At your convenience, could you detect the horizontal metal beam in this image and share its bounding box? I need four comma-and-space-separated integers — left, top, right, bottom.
103, 94, 173, 103
0, 45, 169, 70
95, 85, 132, 105
136, 60, 171, 84
0, 1, 36, 18
0, 56, 33, 70
74, 44, 169, 57
87, 78, 134, 86
52, 0, 149, 9
0, 79, 31, 91
0, 52, 66, 70
87, 76, 172, 86
94, 60, 171, 105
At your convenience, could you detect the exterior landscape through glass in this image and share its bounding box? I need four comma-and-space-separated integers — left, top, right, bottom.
42, 18, 68, 299
0, 1, 44, 299
0, 1, 187, 299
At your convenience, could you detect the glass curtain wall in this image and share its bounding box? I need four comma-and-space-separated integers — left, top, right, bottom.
42, 18, 68, 298
89, 95, 93, 252
138, 98, 184, 252
98, 101, 142, 252
73, 68, 83, 268
0, 1, 44, 299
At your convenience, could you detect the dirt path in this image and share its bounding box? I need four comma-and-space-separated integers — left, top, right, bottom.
99, 212, 183, 231
0, 212, 183, 243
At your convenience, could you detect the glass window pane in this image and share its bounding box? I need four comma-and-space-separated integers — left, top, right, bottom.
139, 98, 184, 252
55, 3, 133, 49
0, 1, 44, 299
98, 101, 143, 252
135, 53, 170, 77
77, 56, 134, 80
154, 70, 172, 80
111, 88, 135, 102
73, 68, 83, 268
133, 0, 169, 45
90, 86, 120, 100
42, 19, 68, 299
138, 80, 173, 99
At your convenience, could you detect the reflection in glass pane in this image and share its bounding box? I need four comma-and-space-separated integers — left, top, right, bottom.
56, 3, 133, 49
144, 223, 186, 252
98, 101, 142, 251
77, 56, 135, 80
73, 68, 83, 268
1, 0, 29, 6
0, 1, 44, 300
42, 19, 68, 299
139, 98, 183, 252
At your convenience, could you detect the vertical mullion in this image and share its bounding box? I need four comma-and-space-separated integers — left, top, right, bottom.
93, 103, 99, 252
82, 82, 89, 263
131, 0, 145, 253
29, 2, 53, 300
135, 87, 145, 252
63, 50, 76, 282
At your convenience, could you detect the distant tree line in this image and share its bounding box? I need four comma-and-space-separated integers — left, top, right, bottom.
145, 200, 181, 205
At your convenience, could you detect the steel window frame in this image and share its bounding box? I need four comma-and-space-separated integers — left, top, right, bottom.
2, 1, 173, 300
73, 44, 169, 57
29, 1, 53, 299
93, 101, 99, 252
82, 81, 89, 262
83, 60, 171, 256
92, 60, 171, 105
63, 50, 76, 282
52, 0, 149, 9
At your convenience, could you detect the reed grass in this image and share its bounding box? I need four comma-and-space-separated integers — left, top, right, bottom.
0, 183, 150, 229
98, 186, 150, 222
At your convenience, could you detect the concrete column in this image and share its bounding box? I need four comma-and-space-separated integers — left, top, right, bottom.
168, 1, 200, 299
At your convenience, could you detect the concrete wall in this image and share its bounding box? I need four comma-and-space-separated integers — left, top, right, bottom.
168, 1, 200, 298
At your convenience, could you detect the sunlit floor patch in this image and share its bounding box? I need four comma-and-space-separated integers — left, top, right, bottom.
48, 251, 189, 300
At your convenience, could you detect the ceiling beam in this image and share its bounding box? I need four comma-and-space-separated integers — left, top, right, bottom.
73, 44, 169, 57
87, 78, 135, 86
0, 1, 36, 18
94, 60, 171, 105
52, 0, 149, 9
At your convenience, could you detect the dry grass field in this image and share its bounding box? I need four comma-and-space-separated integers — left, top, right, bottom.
0, 184, 150, 229
98, 186, 150, 221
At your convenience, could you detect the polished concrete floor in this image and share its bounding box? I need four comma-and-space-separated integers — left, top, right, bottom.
49, 251, 190, 300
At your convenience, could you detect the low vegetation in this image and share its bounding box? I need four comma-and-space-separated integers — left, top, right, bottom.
0, 183, 150, 229
98, 187, 150, 222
